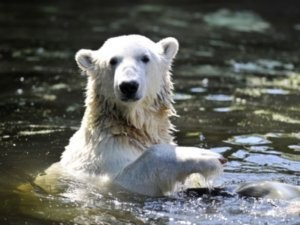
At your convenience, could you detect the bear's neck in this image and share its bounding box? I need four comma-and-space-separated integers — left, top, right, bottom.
81, 79, 176, 151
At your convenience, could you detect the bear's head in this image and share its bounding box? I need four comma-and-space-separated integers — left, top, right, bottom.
75, 35, 179, 107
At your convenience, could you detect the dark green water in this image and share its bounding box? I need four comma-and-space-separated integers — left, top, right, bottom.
0, 1, 299, 224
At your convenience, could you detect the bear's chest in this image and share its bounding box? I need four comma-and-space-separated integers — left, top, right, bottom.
93, 138, 143, 177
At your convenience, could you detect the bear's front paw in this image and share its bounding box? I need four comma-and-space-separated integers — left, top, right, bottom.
175, 147, 225, 181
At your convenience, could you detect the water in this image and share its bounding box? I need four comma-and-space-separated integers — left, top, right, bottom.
0, 1, 300, 224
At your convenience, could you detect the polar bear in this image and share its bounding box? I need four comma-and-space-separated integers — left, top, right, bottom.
52, 34, 225, 196
29, 35, 300, 201
31, 35, 300, 201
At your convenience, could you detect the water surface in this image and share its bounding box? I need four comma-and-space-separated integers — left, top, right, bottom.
0, 1, 299, 224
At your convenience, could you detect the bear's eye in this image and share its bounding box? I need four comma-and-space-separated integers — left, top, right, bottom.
109, 57, 118, 66
141, 55, 150, 64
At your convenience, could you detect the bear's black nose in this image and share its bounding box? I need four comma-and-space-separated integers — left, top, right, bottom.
119, 81, 139, 96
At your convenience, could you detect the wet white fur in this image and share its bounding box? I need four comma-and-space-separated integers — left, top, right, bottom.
58, 35, 223, 196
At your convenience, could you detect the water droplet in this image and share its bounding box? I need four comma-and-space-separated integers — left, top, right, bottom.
36, 47, 45, 55
16, 89, 23, 95
202, 78, 209, 86
199, 133, 206, 142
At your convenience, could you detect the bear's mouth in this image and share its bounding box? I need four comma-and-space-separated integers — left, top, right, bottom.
119, 94, 141, 102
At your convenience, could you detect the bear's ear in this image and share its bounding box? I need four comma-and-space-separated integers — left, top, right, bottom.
75, 49, 95, 71
158, 37, 179, 60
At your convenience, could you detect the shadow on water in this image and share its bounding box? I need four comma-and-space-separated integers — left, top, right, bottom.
0, 0, 300, 224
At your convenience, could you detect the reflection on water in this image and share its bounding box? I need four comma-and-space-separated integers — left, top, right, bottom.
205, 94, 234, 102
0, 1, 300, 224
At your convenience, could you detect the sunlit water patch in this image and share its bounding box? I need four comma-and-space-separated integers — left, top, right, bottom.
213, 107, 232, 112
190, 87, 207, 93
203, 9, 270, 32
261, 88, 289, 95
266, 132, 300, 139
209, 146, 232, 154
225, 135, 271, 146
205, 94, 234, 102
255, 110, 300, 125
213, 106, 244, 112
244, 154, 300, 172
288, 145, 300, 152
230, 59, 295, 76
177, 65, 234, 78
173, 93, 193, 101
